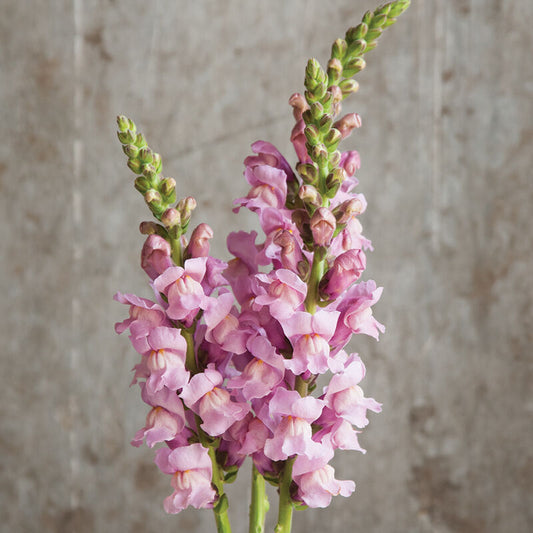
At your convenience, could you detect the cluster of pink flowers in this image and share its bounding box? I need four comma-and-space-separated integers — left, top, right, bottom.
115, 98, 384, 513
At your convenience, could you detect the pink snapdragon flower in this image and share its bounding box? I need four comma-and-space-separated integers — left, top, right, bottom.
114, 292, 169, 334
141, 235, 174, 280
322, 355, 382, 428
320, 249, 366, 300
155, 443, 217, 513
253, 269, 307, 320
263, 388, 324, 461
181, 364, 249, 436
330, 280, 385, 346
280, 310, 342, 375
292, 452, 355, 508
131, 405, 186, 448
203, 292, 247, 354
129, 325, 189, 393
152, 257, 208, 326
227, 335, 285, 401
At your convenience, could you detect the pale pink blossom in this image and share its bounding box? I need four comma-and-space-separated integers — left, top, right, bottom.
155, 444, 216, 513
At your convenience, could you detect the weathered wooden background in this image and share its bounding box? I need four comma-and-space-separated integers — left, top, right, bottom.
1, 0, 532, 531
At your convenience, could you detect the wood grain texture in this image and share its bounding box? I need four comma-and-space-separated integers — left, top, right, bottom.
1, 0, 531, 531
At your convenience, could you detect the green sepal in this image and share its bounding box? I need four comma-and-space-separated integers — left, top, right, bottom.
293, 502, 308, 511
223, 466, 239, 484
214, 493, 229, 514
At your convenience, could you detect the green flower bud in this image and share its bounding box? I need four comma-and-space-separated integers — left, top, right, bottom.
310, 102, 324, 121
139, 221, 167, 237
127, 158, 143, 174
362, 10, 374, 26
389, 0, 410, 17
342, 56, 366, 77
311, 144, 328, 166
371, 13, 388, 28
152, 152, 162, 174
145, 189, 164, 216
298, 184, 322, 207
329, 150, 341, 168
331, 38, 347, 60
339, 79, 360, 96
346, 22, 368, 43
375, 3, 392, 16
160, 177, 176, 197
134, 176, 150, 194
117, 115, 130, 132
305, 58, 320, 81
325, 167, 345, 197
318, 114, 333, 134
142, 163, 157, 181
117, 129, 136, 145
346, 39, 367, 58
324, 128, 342, 152
161, 207, 181, 229
327, 58, 343, 85
138, 147, 154, 164
178, 196, 197, 229
304, 124, 320, 146
366, 27, 383, 42
296, 162, 319, 185
134, 133, 147, 149
122, 143, 139, 159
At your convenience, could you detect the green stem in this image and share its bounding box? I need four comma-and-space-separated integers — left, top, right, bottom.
181, 326, 198, 374
249, 464, 269, 533
274, 458, 294, 533
169, 234, 182, 266
304, 247, 326, 314
207, 446, 232, 533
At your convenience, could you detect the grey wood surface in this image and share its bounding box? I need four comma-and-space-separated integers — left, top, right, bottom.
1, 0, 531, 531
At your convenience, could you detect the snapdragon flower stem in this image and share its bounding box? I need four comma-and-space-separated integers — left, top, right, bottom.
169, 235, 183, 267
249, 464, 268, 533
275, 458, 294, 533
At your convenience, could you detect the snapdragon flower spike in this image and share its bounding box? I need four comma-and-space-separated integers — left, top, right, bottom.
155, 443, 217, 513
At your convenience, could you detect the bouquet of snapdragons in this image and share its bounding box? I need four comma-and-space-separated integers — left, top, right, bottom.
115, 2, 409, 532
